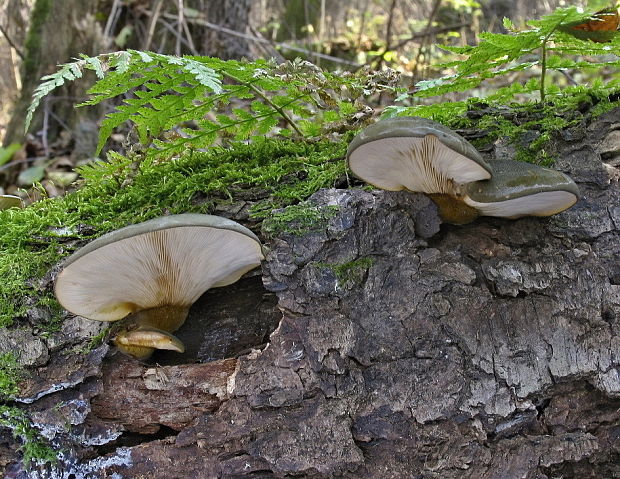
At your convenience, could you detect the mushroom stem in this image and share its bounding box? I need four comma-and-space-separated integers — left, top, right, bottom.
114, 304, 190, 360
124, 304, 190, 332
428, 193, 480, 225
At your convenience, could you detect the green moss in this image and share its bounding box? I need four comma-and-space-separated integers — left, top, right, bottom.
0, 138, 346, 327
315, 257, 375, 288
387, 86, 620, 165
452, 98, 599, 164
261, 202, 340, 237
0, 353, 21, 399
0, 406, 57, 467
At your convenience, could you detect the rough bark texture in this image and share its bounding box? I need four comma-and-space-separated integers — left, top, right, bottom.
89, 356, 236, 434
3, 108, 620, 478
203, 0, 256, 60
3, 0, 103, 147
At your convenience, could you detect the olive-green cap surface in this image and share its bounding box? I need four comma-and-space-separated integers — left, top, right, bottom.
464, 160, 579, 218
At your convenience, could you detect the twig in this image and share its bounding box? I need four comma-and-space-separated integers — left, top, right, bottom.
158, 11, 362, 67
391, 22, 469, 50
356, 0, 371, 51
0, 157, 33, 172
559, 69, 577, 86
203, 21, 360, 66
248, 25, 285, 62
10, 43, 21, 91
411, 0, 443, 79
221, 71, 303, 136
143, 0, 164, 51
175, 0, 183, 56
157, 23, 169, 53
181, 13, 197, 55
156, 18, 194, 53
103, 0, 123, 43
375, 0, 398, 70
0, 23, 24, 60
246, 83, 303, 136
46, 108, 70, 132
42, 98, 50, 157
317, 0, 325, 66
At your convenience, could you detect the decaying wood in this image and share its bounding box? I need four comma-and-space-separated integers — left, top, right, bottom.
3, 107, 620, 478
90, 356, 237, 434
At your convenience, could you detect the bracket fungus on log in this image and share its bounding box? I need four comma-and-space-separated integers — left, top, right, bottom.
0, 195, 23, 210
54, 214, 264, 360
347, 116, 579, 224
462, 159, 580, 220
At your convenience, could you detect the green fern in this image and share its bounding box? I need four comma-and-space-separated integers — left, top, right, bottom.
414, 6, 620, 102
26, 7, 619, 160
26, 52, 399, 156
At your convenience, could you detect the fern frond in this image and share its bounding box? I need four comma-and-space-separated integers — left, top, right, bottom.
27, 52, 401, 157
25, 61, 82, 132
414, 6, 620, 102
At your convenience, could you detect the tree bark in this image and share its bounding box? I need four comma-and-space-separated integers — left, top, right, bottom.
203, 0, 255, 60
3, 0, 103, 147
3, 107, 620, 478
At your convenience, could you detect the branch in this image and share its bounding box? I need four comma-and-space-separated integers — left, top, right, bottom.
154, 10, 362, 67
0, 23, 24, 60
143, 0, 164, 50
243, 82, 303, 137
411, 0, 443, 79
374, 0, 399, 70
391, 22, 469, 51
103, 0, 123, 44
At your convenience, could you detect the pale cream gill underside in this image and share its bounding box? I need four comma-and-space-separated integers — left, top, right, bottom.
349, 135, 491, 195
55, 226, 263, 321
464, 190, 578, 218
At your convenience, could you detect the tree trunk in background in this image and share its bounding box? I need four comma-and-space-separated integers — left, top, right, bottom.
3, 0, 103, 147
203, 0, 255, 60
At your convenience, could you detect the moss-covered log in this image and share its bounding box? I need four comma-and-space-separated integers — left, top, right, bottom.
0, 106, 619, 477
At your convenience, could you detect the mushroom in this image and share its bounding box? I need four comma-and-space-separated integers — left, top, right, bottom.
0, 195, 23, 210
55, 214, 264, 360
460, 159, 579, 221
347, 116, 493, 193
347, 116, 493, 223
347, 116, 579, 224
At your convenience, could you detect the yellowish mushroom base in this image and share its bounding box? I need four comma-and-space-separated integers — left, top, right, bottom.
428, 193, 480, 225
113, 304, 190, 360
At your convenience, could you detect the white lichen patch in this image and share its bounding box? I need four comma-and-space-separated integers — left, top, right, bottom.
29, 447, 133, 479
16, 383, 74, 404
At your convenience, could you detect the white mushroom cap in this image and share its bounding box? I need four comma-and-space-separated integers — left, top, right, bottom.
55, 214, 264, 322
0, 195, 23, 210
347, 117, 492, 195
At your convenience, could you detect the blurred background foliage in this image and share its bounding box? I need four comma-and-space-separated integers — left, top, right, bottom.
0, 0, 614, 201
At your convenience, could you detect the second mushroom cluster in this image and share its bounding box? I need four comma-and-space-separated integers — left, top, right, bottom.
346, 116, 579, 224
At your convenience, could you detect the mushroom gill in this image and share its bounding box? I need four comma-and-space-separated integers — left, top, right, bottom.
54, 214, 264, 360
347, 117, 580, 224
